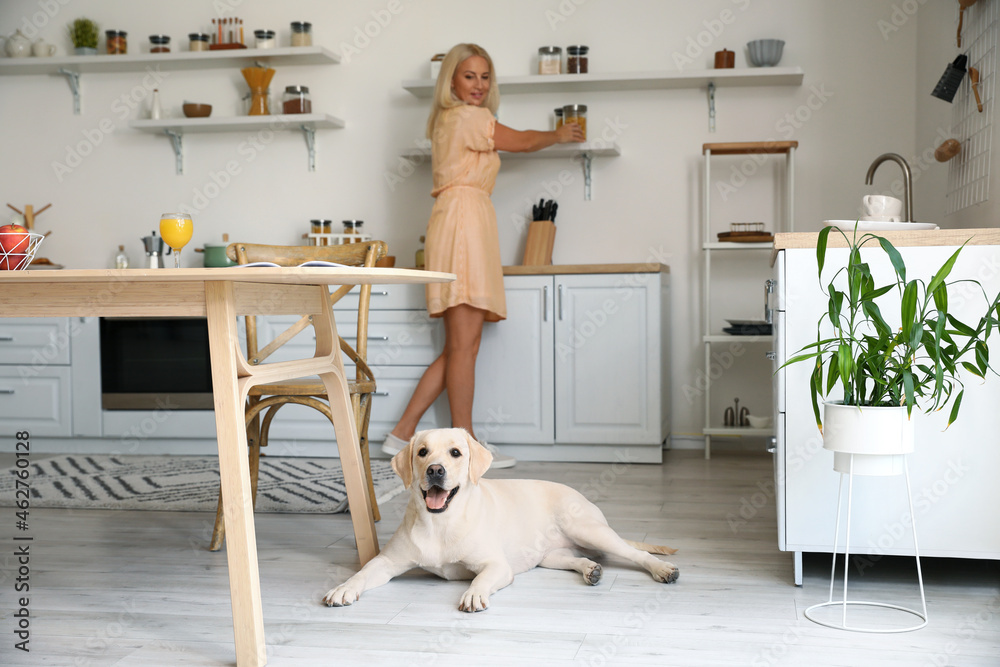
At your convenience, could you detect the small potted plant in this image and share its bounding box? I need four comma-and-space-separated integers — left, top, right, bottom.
68, 17, 99, 55
782, 224, 1000, 474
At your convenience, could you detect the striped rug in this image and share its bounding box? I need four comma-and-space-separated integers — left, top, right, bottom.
0, 454, 404, 513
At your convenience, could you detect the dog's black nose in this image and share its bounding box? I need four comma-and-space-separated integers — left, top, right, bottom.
426, 464, 446, 482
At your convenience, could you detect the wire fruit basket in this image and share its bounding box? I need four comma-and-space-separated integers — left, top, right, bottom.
0, 232, 45, 270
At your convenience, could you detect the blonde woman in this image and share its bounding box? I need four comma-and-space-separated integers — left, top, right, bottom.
382, 43, 584, 467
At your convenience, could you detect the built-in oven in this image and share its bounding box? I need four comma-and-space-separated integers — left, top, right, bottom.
100, 317, 214, 410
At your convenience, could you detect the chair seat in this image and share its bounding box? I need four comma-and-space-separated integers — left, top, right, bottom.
248, 378, 376, 397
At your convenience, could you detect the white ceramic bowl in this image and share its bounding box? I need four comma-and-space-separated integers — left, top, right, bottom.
746, 415, 772, 429
747, 39, 785, 67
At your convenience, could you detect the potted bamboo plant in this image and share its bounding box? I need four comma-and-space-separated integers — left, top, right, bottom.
782, 225, 1000, 474
68, 18, 99, 55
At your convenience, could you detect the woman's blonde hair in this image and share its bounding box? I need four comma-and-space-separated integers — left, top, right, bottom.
425, 43, 500, 138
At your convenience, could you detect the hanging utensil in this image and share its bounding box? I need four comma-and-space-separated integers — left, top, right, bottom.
970, 66, 984, 111
958, 0, 979, 48
931, 54, 968, 103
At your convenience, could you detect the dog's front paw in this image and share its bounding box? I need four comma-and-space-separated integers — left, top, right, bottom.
458, 588, 490, 612
323, 582, 362, 607
650, 560, 679, 584
584, 562, 602, 586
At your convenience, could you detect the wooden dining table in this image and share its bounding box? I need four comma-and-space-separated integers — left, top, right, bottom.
0, 266, 454, 667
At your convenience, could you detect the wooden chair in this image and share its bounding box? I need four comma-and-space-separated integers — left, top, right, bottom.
209, 240, 388, 552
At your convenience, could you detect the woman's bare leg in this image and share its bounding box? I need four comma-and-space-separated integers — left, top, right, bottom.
390, 352, 446, 441
442, 304, 486, 439
389, 304, 486, 442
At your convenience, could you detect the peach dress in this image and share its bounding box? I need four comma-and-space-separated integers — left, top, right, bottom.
424, 105, 506, 322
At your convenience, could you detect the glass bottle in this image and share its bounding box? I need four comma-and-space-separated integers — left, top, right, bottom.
114, 245, 130, 269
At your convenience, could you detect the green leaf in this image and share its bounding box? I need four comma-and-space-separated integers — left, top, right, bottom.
947, 390, 964, 429
927, 246, 964, 296
877, 236, 906, 283
902, 369, 915, 413
947, 314, 977, 337
900, 281, 918, 343
816, 225, 832, 278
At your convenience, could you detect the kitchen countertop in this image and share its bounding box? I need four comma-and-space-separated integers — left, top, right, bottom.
503, 263, 669, 275
772, 228, 1000, 265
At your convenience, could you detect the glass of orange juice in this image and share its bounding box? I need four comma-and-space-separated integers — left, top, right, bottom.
159, 213, 193, 268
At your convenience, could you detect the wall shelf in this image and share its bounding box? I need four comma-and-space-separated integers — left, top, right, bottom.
0, 46, 339, 76
399, 141, 620, 200
0, 46, 339, 115
402, 67, 804, 97
130, 113, 345, 174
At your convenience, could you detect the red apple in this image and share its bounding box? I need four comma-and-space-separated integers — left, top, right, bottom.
0, 224, 30, 270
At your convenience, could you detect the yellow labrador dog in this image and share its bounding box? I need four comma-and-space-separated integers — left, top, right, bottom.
324, 428, 678, 612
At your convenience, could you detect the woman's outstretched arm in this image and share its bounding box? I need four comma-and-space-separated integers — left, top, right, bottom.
493, 121, 585, 153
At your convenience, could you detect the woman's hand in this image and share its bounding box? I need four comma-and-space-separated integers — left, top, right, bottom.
555, 122, 586, 144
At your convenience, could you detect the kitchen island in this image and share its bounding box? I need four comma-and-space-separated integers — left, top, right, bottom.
771, 228, 1000, 585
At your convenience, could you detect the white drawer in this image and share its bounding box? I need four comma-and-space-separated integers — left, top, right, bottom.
334, 282, 427, 311
0, 366, 72, 436
0, 318, 71, 365
253, 311, 442, 367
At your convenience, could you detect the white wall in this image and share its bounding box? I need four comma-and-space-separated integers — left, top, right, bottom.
0, 0, 927, 442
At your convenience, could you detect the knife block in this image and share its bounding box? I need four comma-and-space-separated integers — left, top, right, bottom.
522, 220, 555, 266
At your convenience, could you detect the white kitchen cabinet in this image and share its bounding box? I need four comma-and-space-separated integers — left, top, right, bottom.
474, 268, 670, 461
0, 317, 101, 438
772, 234, 1000, 585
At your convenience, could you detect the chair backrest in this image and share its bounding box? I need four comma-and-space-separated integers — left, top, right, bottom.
226, 241, 388, 382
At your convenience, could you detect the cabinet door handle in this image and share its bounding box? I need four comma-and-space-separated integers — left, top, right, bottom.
0, 388, 15, 394
543, 285, 549, 322
558, 284, 565, 321
766, 351, 776, 360
374, 390, 390, 396
764, 279, 776, 324
0, 336, 13, 342
316, 335, 389, 341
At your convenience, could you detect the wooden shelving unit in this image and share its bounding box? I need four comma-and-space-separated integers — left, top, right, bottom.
701, 140, 797, 458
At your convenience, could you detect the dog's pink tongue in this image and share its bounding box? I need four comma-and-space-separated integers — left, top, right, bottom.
425, 486, 449, 510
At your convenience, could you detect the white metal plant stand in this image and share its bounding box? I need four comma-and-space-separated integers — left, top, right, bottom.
804, 453, 928, 633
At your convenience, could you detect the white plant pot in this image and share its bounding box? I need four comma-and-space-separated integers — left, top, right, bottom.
823, 402, 913, 476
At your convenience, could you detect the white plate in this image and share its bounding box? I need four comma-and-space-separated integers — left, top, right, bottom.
823, 220, 939, 232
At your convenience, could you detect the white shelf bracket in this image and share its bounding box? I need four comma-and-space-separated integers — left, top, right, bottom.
58, 68, 81, 115
708, 82, 716, 133
581, 151, 593, 200
301, 124, 317, 171
164, 129, 184, 175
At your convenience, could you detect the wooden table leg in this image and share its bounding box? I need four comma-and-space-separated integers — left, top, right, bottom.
313, 287, 379, 564
205, 281, 267, 667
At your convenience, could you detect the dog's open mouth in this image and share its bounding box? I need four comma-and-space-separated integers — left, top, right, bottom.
422, 485, 459, 513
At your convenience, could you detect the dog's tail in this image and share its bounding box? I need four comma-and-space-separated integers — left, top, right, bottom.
625, 540, 678, 556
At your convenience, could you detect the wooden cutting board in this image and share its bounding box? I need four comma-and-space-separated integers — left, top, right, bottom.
523, 220, 556, 265
717, 231, 774, 243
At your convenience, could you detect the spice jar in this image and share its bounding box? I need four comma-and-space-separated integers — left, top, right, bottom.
566, 45, 589, 73
290, 22, 312, 47
310, 219, 332, 245
254, 29, 275, 49
149, 34, 171, 53
282, 86, 312, 114
538, 46, 562, 75
106, 30, 127, 55
562, 104, 587, 139
342, 220, 363, 241
188, 33, 209, 51
554, 107, 564, 129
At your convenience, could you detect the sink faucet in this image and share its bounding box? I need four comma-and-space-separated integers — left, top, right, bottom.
865, 153, 913, 222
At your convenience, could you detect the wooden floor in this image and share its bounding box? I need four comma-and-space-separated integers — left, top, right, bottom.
2, 449, 998, 666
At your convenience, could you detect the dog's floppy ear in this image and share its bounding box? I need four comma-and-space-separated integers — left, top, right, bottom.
390, 436, 415, 488
465, 430, 493, 485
